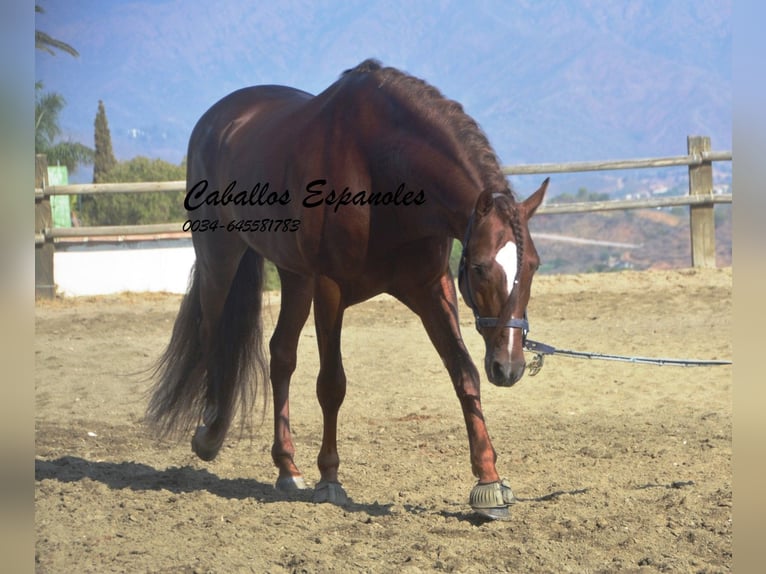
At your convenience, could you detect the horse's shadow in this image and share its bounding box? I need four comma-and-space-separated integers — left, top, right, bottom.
34, 456, 392, 516
434, 488, 592, 525
35, 457, 597, 522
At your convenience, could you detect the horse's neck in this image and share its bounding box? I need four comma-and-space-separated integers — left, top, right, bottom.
347, 81, 485, 239
423, 162, 483, 240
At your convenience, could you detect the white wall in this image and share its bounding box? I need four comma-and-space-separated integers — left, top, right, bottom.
54, 242, 195, 296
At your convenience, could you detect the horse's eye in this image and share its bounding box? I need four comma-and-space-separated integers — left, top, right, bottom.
471, 263, 488, 279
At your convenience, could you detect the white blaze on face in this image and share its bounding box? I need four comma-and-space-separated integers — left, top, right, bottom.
494, 239, 519, 351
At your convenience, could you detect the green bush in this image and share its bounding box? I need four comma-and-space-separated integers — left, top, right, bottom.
449, 239, 462, 276
77, 156, 186, 226
263, 261, 281, 291
549, 187, 610, 205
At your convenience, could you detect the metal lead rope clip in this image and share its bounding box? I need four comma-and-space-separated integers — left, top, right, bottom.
528, 353, 544, 377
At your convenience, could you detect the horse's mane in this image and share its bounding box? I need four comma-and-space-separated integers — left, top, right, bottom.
343, 59, 514, 200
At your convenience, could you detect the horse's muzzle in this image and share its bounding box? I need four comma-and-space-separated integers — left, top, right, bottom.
487, 358, 526, 387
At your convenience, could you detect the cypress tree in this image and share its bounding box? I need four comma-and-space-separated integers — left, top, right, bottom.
93, 100, 116, 183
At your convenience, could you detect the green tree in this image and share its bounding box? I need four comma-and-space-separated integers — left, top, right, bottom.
78, 156, 187, 225
93, 100, 117, 183
36, 4, 80, 57
35, 82, 94, 173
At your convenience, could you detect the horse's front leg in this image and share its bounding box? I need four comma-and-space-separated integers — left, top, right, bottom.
395, 272, 515, 519
311, 275, 349, 505
270, 269, 313, 492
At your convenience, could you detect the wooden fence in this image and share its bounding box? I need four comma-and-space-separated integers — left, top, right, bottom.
35, 135, 732, 298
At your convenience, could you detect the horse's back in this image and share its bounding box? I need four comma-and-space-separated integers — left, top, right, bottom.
189, 85, 314, 160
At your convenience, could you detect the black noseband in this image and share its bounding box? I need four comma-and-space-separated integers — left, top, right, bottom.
475, 314, 529, 331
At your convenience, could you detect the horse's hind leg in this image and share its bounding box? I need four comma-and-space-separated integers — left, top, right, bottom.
311, 275, 349, 504
270, 268, 313, 491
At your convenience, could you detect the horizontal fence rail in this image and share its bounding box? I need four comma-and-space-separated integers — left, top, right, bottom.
502, 150, 732, 175
35, 180, 186, 199
536, 192, 730, 215
34, 222, 185, 245
34, 135, 732, 297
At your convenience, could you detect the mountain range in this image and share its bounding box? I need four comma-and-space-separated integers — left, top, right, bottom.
35, 0, 731, 192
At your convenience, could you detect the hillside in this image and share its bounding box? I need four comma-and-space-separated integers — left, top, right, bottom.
531, 205, 732, 274
36, 0, 731, 184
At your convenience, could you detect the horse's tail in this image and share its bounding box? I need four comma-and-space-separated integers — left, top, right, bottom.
146, 249, 268, 443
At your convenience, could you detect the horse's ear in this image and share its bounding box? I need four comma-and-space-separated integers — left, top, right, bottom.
475, 189, 495, 217
521, 177, 549, 219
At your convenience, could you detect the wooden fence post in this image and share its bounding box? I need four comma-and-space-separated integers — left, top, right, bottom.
687, 136, 716, 268
35, 154, 55, 298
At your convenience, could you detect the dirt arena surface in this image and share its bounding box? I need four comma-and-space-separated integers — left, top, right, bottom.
35, 268, 732, 573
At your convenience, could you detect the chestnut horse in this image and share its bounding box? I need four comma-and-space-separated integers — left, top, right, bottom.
147, 59, 548, 519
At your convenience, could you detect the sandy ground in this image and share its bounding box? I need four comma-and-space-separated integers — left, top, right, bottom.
35, 268, 732, 573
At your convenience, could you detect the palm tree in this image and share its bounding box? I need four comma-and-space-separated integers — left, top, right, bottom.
35, 82, 94, 173
35, 4, 79, 57
35, 4, 92, 173
35, 82, 64, 149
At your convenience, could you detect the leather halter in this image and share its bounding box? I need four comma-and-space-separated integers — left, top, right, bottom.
458, 194, 529, 335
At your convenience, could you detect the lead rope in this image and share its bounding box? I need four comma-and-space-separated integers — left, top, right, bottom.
523, 337, 731, 376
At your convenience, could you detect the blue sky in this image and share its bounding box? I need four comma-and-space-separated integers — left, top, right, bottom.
35, 0, 731, 187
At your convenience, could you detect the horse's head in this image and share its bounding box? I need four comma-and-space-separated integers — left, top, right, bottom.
458, 178, 548, 387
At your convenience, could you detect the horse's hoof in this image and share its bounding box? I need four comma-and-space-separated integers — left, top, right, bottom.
469, 478, 515, 520
191, 425, 222, 461
275, 475, 307, 492
313, 480, 348, 505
